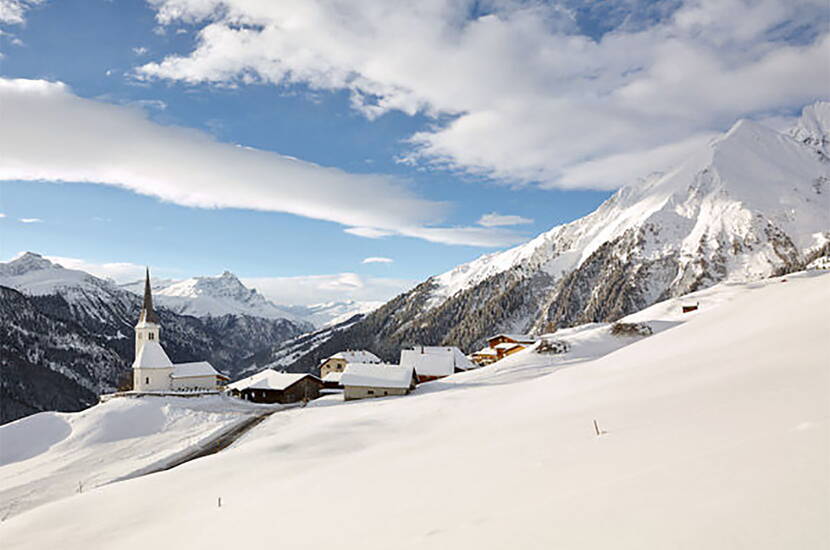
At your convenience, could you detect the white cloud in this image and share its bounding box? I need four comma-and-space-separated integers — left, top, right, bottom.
362, 257, 393, 264
0, 212, 6, 218
138, 0, 830, 189
0, 0, 42, 25
0, 77, 522, 247
44, 255, 150, 282
243, 272, 415, 306
477, 212, 534, 227
132, 46, 149, 56
18, 217, 42, 223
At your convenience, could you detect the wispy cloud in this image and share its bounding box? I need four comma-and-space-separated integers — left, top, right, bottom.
139, 0, 829, 190
0, 212, 6, 218
362, 257, 394, 264
132, 46, 148, 56
477, 213, 534, 227
18, 217, 42, 223
0, 77, 523, 248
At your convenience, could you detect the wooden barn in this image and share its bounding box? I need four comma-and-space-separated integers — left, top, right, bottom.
226, 369, 323, 404
319, 350, 381, 378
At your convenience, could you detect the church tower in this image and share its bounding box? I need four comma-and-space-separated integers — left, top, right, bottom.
135, 267, 161, 359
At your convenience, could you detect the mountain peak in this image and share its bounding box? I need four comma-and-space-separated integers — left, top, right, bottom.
789, 100, 830, 156
1, 252, 58, 276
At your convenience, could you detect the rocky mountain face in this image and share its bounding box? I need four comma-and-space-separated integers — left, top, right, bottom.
273, 102, 830, 372
0, 254, 308, 424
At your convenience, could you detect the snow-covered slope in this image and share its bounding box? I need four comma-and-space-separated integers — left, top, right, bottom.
122, 271, 304, 323
2, 271, 826, 549
0, 395, 273, 520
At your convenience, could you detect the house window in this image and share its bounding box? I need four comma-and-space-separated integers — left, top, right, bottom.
148, 333, 155, 340
367, 390, 374, 395
145, 377, 149, 384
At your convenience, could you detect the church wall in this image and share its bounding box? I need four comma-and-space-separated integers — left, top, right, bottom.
133, 367, 173, 392
171, 376, 219, 392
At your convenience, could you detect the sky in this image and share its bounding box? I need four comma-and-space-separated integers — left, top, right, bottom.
0, 0, 827, 305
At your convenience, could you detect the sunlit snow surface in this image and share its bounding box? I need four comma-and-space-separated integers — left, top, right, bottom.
1, 271, 828, 549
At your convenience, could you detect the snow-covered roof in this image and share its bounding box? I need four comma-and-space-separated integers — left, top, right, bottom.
399, 346, 475, 377
488, 334, 538, 344
171, 361, 226, 379
323, 350, 381, 364
340, 363, 414, 389
322, 372, 343, 383
132, 341, 173, 369
227, 369, 319, 392
473, 347, 498, 356
494, 342, 526, 350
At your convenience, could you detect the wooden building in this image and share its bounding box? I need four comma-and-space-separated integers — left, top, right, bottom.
340, 363, 416, 401
226, 369, 322, 404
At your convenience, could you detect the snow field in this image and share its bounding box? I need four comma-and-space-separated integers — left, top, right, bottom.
1, 271, 827, 549
0, 395, 275, 520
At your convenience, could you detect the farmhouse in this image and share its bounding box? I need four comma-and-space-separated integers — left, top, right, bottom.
226, 369, 323, 404
399, 346, 476, 383
470, 347, 499, 366
132, 269, 228, 392
319, 350, 381, 378
340, 363, 416, 401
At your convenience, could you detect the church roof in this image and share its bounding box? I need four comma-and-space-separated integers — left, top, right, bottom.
137, 267, 160, 325
171, 361, 227, 379
132, 341, 173, 369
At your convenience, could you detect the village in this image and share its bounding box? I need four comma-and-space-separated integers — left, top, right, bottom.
127, 270, 542, 406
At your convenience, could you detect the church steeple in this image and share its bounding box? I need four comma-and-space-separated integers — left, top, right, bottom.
135, 267, 161, 360
138, 267, 160, 325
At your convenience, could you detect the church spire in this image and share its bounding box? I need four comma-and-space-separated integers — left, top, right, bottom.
138, 267, 160, 325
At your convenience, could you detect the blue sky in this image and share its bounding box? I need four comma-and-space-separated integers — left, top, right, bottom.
1, 0, 827, 304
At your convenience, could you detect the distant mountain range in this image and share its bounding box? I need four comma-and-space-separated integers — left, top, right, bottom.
118, 272, 379, 328
0, 254, 310, 423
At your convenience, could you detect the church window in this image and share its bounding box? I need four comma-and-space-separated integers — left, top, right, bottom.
138, 334, 142, 339
145, 377, 149, 384
149, 333, 155, 341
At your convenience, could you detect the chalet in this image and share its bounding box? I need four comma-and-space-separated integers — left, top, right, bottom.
470, 347, 499, 366
399, 346, 475, 383
321, 371, 344, 390
340, 363, 416, 401
486, 333, 538, 349
132, 269, 227, 392
319, 350, 381, 378
226, 369, 323, 404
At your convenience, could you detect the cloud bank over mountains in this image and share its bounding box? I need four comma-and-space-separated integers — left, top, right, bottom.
137, 0, 829, 189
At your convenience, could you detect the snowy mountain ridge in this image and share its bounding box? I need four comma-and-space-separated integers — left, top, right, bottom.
427, 102, 830, 310
121, 271, 304, 323
266, 102, 830, 371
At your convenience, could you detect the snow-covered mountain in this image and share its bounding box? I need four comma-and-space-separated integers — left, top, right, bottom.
281, 300, 383, 328
274, 102, 830, 370
121, 272, 306, 324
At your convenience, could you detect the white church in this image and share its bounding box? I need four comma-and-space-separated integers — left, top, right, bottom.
132, 269, 229, 392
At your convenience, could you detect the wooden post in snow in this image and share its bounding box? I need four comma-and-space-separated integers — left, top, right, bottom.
593, 419, 601, 437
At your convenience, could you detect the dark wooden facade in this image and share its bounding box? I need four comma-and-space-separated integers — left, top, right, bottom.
233, 376, 323, 404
